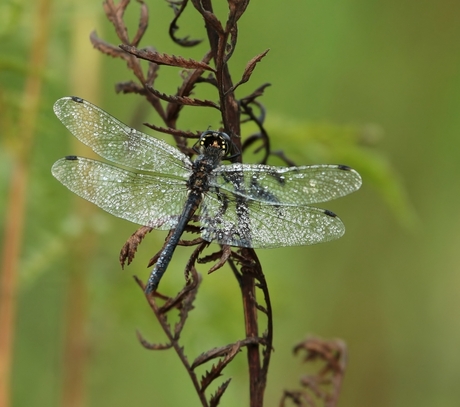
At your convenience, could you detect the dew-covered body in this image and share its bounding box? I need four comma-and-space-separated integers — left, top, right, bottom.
52, 96, 362, 293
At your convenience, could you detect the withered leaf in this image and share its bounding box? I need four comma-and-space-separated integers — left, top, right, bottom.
103, 0, 130, 44
198, 343, 240, 392
142, 124, 198, 139
148, 86, 220, 109
190, 1, 224, 35
131, 0, 149, 47
119, 226, 153, 268
115, 80, 147, 95
227, 49, 270, 94
228, 0, 250, 22
120, 44, 216, 71
169, 0, 203, 47
90, 31, 127, 59
192, 341, 242, 370
209, 378, 232, 407
136, 330, 172, 350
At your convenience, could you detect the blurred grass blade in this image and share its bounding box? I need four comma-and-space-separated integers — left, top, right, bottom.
0, 0, 52, 405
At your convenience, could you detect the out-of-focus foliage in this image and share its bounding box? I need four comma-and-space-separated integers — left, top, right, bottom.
1, 1, 460, 407
266, 116, 417, 229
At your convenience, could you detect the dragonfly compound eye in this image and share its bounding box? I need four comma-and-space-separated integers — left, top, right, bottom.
199, 131, 230, 154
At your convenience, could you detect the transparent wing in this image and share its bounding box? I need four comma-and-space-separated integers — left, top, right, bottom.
211, 163, 362, 206
199, 192, 345, 248
52, 156, 188, 229
54, 96, 192, 177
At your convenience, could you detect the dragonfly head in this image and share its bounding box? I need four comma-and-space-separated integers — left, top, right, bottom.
194, 130, 233, 158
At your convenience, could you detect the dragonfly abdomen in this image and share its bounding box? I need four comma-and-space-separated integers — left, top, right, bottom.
144, 192, 202, 294
144, 149, 225, 293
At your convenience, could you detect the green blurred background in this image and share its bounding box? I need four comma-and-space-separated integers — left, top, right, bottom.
1, 0, 460, 406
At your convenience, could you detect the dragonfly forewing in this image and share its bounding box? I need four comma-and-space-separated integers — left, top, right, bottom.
54, 96, 192, 177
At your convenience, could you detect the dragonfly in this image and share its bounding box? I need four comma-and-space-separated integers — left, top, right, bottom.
52, 96, 362, 294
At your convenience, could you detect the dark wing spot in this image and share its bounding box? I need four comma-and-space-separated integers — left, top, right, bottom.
337, 164, 352, 171
65, 155, 78, 160
324, 209, 337, 218
70, 96, 84, 103
216, 191, 230, 217
250, 177, 280, 203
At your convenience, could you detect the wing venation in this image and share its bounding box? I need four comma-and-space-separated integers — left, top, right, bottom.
212, 163, 362, 206
54, 97, 191, 176
52, 156, 187, 229
199, 193, 345, 248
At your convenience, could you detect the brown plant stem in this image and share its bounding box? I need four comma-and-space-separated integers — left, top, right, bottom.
195, 0, 241, 146
241, 270, 262, 407
92, 1, 274, 405
230, 248, 271, 407
0, 0, 52, 405
195, 2, 268, 402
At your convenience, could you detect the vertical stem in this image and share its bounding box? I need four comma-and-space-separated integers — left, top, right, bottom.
241, 271, 263, 407
198, 0, 241, 147
60, 4, 102, 407
0, 162, 27, 407
61, 256, 89, 407
197, 2, 265, 404
0, 0, 52, 405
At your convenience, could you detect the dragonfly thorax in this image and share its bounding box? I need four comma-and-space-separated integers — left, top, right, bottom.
187, 148, 221, 194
